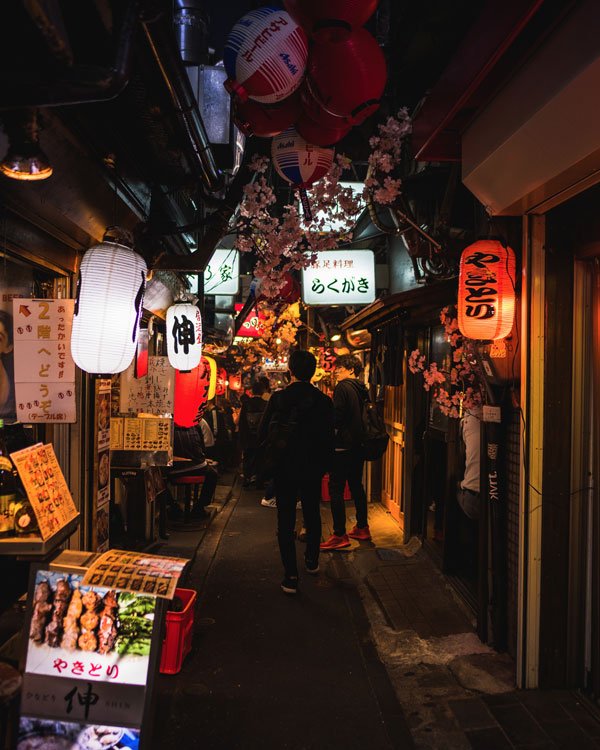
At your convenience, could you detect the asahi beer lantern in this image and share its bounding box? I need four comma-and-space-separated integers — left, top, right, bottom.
224, 8, 308, 104
458, 240, 516, 341
71, 241, 146, 374
271, 128, 334, 189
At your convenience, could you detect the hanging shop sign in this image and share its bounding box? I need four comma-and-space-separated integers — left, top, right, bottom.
204, 249, 240, 296
166, 302, 202, 372
93, 379, 111, 552
301, 250, 376, 306
458, 240, 516, 341
10, 444, 78, 540
120, 356, 175, 416
234, 304, 266, 339
13, 299, 76, 423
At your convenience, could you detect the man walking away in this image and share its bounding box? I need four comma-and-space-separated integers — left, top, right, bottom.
321, 354, 370, 550
239, 381, 268, 486
257, 350, 333, 594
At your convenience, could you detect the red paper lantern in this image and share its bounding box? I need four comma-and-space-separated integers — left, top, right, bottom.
174, 356, 214, 427
296, 84, 351, 145
233, 92, 302, 138
458, 240, 516, 341
308, 28, 387, 125
216, 367, 228, 396
229, 373, 242, 391
284, 0, 379, 43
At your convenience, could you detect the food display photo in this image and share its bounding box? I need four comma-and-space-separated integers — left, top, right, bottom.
26, 571, 157, 685
18, 718, 139, 750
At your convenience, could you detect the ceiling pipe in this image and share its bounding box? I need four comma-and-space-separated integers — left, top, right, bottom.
0, 0, 139, 109
140, 5, 223, 193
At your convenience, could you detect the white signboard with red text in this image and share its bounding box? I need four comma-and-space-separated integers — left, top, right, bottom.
13, 299, 76, 423
301, 250, 376, 306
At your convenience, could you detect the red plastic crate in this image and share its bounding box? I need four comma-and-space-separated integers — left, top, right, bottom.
321, 474, 352, 502
160, 588, 197, 675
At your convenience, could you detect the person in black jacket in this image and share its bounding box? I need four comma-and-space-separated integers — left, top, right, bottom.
239, 381, 268, 485
321, 354, 370, 550
257, 350, 334, 594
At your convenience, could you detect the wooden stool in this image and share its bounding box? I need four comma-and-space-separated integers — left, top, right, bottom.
169, 474, 206, 523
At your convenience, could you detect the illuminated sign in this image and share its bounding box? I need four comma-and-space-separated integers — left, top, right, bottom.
203, 249, 240, 295
301, 250, 376, 306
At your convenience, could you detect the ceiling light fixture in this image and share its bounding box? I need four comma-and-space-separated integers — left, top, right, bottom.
0, 110, 52, 181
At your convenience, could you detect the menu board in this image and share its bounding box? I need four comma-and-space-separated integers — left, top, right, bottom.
110, 418, 172, 452
13, 298, 76, 423
11, 444, 78, 540
119, 356, 174, 415
82, 550, 188, 600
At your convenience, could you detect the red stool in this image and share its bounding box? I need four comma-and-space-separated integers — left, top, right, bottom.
169, 475, 206, 523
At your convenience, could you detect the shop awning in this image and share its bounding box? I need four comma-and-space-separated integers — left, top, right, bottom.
341, 278, 457, 331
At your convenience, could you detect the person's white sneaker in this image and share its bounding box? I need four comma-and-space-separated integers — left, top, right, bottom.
296, 501, 302, 510
261, 497, 277, 508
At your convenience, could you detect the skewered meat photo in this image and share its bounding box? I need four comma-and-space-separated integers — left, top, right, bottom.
97, 591, 118, 655
78, 590, 100, 652
60, 588, 82, 651
29, 581, 52, 644
44, 579, 71, 647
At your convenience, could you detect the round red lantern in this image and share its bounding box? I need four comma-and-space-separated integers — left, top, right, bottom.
284, 0, 379, 42
223, 8, 308, 104
174, 356, 216, 427
228, 373, 242, 391
271, 127, 334, 189
308, 28, 387, 125
216, 367, 228, 396
458, 240, 516, 341
233, 92, 302, 138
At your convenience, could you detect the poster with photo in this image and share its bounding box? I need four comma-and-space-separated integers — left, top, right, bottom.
26, 570, 156, 686
93, 380, 111, 552
18, 717, 140, 750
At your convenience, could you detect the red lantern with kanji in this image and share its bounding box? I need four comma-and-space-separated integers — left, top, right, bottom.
233, 92, 302, 138
458, 240, 516, 341
307, 28, 387, 125
174, 356, 215, 427
284, 0, 379, 43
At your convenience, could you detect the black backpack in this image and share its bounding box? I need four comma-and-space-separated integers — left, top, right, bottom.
357, 389, 389, 461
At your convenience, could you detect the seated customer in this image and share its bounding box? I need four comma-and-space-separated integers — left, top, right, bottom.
170, 424, 218, 517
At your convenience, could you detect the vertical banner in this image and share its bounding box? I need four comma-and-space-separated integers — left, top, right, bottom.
93, 379, 111, 552
13, 299, 76, 423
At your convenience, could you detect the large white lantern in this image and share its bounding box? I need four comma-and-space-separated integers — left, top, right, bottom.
166, 302, 202, 372
71, 241, 147, 374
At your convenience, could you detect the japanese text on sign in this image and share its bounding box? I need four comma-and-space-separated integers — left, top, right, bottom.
301, 250, 376, 306
204, 248, 240, 295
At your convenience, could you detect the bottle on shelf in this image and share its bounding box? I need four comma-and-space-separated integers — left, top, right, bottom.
0, 419, 18, 538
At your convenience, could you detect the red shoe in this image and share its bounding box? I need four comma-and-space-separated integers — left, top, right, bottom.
320, 534, 351, 550
348, 525, 371, 541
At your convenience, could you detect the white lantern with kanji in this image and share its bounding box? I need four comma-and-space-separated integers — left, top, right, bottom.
166, 302, 202, 372
71, 241, 147, 374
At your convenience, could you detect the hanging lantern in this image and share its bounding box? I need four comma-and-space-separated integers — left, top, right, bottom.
216, 367, 228, 396
203, 355, 217, 400
223, 8, 308, 104
174, 365, 205, 428
166, 302, 202, 372
71, 240, 146, 374
228, 372, 242, 391
458, 240, 516, 341
233, 92, 302, 138
284, 0, 379, 43
308, 28, 387, 125
296, 83, 351, 145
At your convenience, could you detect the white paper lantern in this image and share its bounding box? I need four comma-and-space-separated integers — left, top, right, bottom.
71, 241, 147, 374
166, 302, 202, 372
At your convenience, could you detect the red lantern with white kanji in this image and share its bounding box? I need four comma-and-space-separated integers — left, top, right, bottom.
233, 92, 302, 138
308, 28, 387, 125
458, 240, 516, 341
284, 0, 379, 42
271, 127, 334, 189
223, 8, 308, 104
174, 356, 216, 427
166, 302, 202, 372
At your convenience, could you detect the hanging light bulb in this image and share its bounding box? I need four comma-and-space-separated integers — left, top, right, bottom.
166, 301, 202, 372
0, 109, 52, 181
71, 230, 147, 374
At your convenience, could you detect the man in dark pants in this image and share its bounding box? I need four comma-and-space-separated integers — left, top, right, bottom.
321, 354, 370, 550
170, 424, 218, 517
257, 350, 333, 594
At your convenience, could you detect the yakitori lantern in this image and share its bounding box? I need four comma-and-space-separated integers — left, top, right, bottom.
458, 240, 516, 341
308, 28, 387, 125
166, 302, 202, 372
271, 128, 334, 189
71, 241, 146, 374
233, 92, 302, 138
284, 0, 379, 42
223, 8, 308, 104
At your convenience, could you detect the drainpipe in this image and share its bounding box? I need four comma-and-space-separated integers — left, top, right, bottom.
141, 6, 223, 193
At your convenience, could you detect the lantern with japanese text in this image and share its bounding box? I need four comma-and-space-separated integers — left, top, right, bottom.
284, 0, 379, 42
71, 241, 146, 374
272, 128, 334, 188
174, 355, 217, 427
224, 8, 308, 104
233, 92, 302, 138
216, 367, 228, 396
166, 302, 202, 372
308, 28, 387, 125
458, 240, 516, 341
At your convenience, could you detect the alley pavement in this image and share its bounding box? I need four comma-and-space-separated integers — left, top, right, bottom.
152, 476, 600, 750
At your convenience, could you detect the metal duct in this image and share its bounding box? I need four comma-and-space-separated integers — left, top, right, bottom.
174, 0, 208, 65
